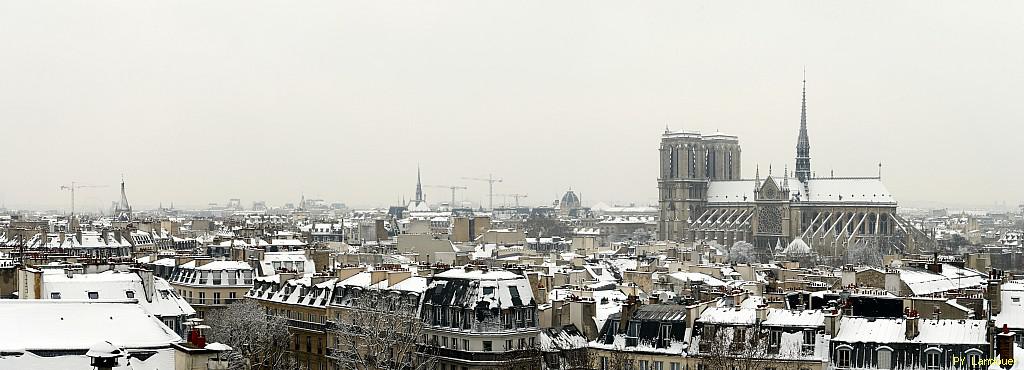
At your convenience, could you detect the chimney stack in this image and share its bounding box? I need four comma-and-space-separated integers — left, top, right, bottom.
756, 304, 769, 324
334, 266, 362, 281
310, 273, 333, 286
996, 324, 1016, 369
618, 295, 639, 334
279, 271, 300, 283
884, 268, 902, 296
387, 271, 411, 286
369, 270, 388, 287
989, 269, 1004, 316
905, 309, 919, 340
824, 308, 841, 337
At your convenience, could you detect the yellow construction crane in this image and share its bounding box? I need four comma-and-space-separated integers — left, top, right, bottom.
425, 185, 468, 206
59, 182, 108, 217
461, 174, 502, 210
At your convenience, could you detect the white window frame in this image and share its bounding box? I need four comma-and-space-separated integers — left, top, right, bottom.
925, 348, 942, 370
836, 346, 852, 368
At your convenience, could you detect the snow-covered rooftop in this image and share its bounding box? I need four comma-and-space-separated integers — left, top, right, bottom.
833, 317, 988, 345
0, 300, 182, 351
179, 260, 252, 271
42, 271, 194, 318
434, 268, 523, 280
706, 177, 896, 204
994, 282, 1024, 330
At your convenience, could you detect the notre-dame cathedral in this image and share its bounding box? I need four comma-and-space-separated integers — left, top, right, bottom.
657, 80, 933, 262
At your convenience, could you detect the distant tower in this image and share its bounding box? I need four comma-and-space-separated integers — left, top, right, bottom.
415, 165, 424, 204
795, 75, 812, 183
115, 179, 132, 222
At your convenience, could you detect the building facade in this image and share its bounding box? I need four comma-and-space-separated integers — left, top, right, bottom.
167, 258, 253, 318
420, 267, 541, 370
658, 81, 934, 260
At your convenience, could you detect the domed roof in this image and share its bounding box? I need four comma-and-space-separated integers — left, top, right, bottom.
560, 190, 581, 209
782, 237, 812, 256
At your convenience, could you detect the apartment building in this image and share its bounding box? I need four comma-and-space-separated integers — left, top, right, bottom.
421, 266, 541, 370
167, 258, 253, 317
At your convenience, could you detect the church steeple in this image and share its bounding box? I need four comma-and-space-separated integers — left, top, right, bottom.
414, 165, 424, 204
795, 72, 812, 183
115, 178, 132, 222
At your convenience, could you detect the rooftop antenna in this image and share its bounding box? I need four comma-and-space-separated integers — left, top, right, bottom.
878, 162, 883, 179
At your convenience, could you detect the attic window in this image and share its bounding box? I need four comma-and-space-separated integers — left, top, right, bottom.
87, 292, 99, 299
483, 287, 495, 295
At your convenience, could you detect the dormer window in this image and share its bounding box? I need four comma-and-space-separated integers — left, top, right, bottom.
768, 330, 782, 353
802, 330, 816, 355
659, 323, 672, 348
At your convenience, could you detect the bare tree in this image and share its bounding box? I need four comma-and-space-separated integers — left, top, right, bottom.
846, 237, 883, 267
728, 241, 757, 264
606, 345, 634, 370
332, 288, 435, 370
694, 324, 804, 370
205, 300, 303, 370
560, 346, 595, 370
482, 346, 544, 370
524, 216, 569, 238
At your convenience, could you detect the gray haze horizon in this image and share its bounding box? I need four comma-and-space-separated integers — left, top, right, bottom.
1, 1, 1022, 212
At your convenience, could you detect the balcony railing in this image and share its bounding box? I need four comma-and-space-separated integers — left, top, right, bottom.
286, 319, 327, 332
425, 346, 537, 363
326, 344, 536, 364
183, 298, 242, 306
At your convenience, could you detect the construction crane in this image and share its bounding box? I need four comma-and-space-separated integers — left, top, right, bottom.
496, 193, 528, 208
59, 182, 108, 218
425, 185, 468, 206
461, 174, 502, 210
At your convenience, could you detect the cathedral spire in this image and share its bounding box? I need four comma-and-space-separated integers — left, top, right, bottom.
783, 165, 790, 191
754, 164, 761, 190
115, 178, 132, 222
795, 72, 812, 182
414, 165, 424, 204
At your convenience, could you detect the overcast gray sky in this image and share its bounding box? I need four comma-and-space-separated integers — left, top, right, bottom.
1, 1, 1021, 211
